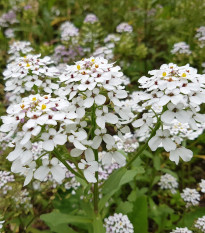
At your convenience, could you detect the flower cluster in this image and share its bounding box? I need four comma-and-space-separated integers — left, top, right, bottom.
171, 42, 191, 55
0, 94, 72, 185
195, 26, 205, 48
13, 189, 32, 209
0, 9, 18, 27
104, 213, 134, 233
0, 171, 15, 194
136, 63, 205, 164
60, 21, 79, 42
116, 23, 133, 33
58, 57, 134, 181
4, 28, 15, 38
114, 133, 139, 153
158, 173, 178, 194
195, 216, 205, 233
3, 54, 59, 102
52, 45, 84, 64
170, 227, 192, 233
181, 188, 200, 207
84, 14, 98, 24
199, 179, 205, 193
8, 41, 33, 62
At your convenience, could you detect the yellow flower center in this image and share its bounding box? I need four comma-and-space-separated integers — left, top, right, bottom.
20, 104, 25, 109
182, 73, 186, 77
162, 72, 166, 77
77, 65, 81, 70
95, 64, 99, 68
26, 63, 30, 67
24, 56, 27, 59
41, 104, 46, 110
32, 97, 37, 101
91, 58, 95, 62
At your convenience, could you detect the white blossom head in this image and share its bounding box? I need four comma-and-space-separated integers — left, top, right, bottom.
60, 21, 79, 42
170, 227, 192, 233
116, 22, 133, 33
104, 213, 134, 233
171, 42, 191, 55
199, 179, 205, 193
84, 14, 98, 24
158, 173, 178, 194
181, 188, 200, 207
195, 215, 205, 232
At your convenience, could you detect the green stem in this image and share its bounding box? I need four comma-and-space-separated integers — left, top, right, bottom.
91, 105, 99, 214
53, 148, 85, 181
126, 119, 161, 168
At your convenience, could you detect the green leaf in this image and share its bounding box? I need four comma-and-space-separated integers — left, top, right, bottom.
129, 195, 148, 233
49, 223, 77, 233
93, 215, 106, 233
102, 167, 126, 194
178, 207, 205, 228
40, 210, 92, 227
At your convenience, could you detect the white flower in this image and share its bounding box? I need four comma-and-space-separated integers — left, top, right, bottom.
60, 21, 79, 42
181, 188, 200, 207
102, 150, 126, 166
148, 129, 176, 152
169, 147, 193, 165
78, 148, 98, 183
104, 213, 134, 233
84, 14, 98, 24
195, 216, 205, 233
171, 42, 191, 55
34, 158, 66, 183
158, 173, 178, 194
199, 179, 205, 193
161, 103, 191, 124
116, 23, 133, 33
170, 227, 192, 233
41, 128, 67, 151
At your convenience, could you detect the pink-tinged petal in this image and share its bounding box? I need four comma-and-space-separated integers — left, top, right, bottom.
113, 151, 126, 165
84, 170, 97, 183
85, 148, 95, 162
42, 140, 55, 151
84, 97, 94, 108
161, 110, 174, 123
92, 136, 102, 149
34, 166, 49, 181
53, 134, 67, 145
95, 94, 106, 105
103, 134, 115, 146
51, 165, 66, 183
73, 140, 87, 150
148, 136, 161, 151
70, 148, 83, 157
162, 138, 176, 152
